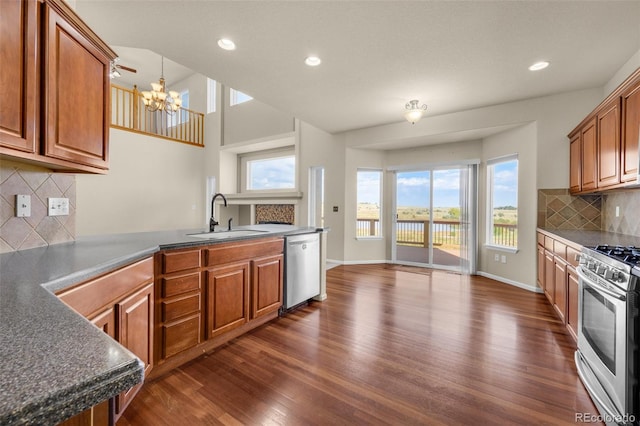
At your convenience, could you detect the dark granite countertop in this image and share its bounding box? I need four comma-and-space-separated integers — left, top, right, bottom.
537, 228, 640, 249
0, 225, 320, 425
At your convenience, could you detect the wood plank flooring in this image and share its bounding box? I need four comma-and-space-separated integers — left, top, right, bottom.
118, 264, 601, 425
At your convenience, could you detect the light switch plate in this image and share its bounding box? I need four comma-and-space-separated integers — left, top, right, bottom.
16, 195, 31, 217
48, 197, 69, 216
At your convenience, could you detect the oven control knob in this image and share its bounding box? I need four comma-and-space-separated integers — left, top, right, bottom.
596, 265, 607, 276
611, 271, 621, 282
587, 261, 596, 271
604, 268, 614, 280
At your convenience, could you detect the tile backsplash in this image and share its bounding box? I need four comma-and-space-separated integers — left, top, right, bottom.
602, 190, 640, 236
537, 189, 602, 230
0, 161, 76, 253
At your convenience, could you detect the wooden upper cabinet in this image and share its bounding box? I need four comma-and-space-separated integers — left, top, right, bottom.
0, 0, 37, 153
581, 117, 598, 191
0, 0, 115, 173
42, 2, 110, 169
621, 73, 640, 182
597, 98, 621, 188
569, 131, 582, 193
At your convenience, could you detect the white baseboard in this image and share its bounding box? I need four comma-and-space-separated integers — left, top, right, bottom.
326, 259, 387, 266
476, 271, 543, 293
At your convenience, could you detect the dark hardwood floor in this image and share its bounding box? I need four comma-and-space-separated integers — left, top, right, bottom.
118, 264, 600, 425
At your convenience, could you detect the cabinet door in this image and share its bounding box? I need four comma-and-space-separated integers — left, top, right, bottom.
597, 99, 621, 188
544, 251, 555, 304
554, 259, 567, 323
115, 283, 154, 417
251, 254, 284, 319
206, 262, 249, 338
569, 132, 582, 193
567, 266, 579, 342
90, 307, 115, 339
537, 244, 545, 291
0, 0, 37, 153
42, 3, 110, 169
622, 80, 640, 182
581, 117, 598, 191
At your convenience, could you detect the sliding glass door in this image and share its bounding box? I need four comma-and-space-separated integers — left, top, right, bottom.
393, 164, 477, 273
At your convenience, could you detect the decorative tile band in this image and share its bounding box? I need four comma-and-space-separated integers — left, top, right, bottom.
537, 189, 601, 230
0, 161, 76, 253
255, 204, 294, 225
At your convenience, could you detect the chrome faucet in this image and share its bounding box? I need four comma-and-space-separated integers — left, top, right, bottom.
210, 193, 228, 232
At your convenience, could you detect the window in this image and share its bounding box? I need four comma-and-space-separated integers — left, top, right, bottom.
167, 89, 189, 127
357, 169, 383, 237
239, 148, 296, 192
207, 78, 216, 113
486, 155, 518, 249
230, 88, 253, 106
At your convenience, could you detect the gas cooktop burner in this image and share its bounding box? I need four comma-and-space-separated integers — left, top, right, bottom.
593, 244, 640, 267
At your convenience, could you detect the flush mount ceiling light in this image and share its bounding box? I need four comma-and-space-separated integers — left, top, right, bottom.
404, 100, 427, 124
529, 61, 550, 71
305, 56, 321, 66
140, 56, 182, 114
217, 38, 236, 51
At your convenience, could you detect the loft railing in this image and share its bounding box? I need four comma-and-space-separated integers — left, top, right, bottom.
356, 218, 518, 248
111, 84, 204, 147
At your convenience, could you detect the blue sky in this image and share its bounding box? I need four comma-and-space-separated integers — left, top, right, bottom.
249, 157, 295, 189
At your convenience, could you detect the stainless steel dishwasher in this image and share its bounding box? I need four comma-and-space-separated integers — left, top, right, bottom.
283, 232, 320, 310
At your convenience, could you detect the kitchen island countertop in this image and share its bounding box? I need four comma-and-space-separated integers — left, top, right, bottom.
0, 225, 320, 425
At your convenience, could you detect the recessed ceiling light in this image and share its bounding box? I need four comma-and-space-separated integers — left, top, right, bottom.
217, 38, 236, 51
529, 61, 550, 71
305, 56, 321, 67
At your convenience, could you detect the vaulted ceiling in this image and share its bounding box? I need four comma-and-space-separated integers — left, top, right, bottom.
76, 1, 640, 135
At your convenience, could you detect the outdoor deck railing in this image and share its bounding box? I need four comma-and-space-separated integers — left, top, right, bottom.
356, 218, 517, 247
111, 84, 205, 147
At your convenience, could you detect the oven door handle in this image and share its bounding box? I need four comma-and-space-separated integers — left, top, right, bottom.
576, 267, 627, 301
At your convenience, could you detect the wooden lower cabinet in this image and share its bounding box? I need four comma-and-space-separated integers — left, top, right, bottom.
537, 231, 582, 344
553, 258, 567, 323
56, 257, 154, 424
251, 254, 284, 319
544, 250, 555, 304
115, 283, 154, 418
206, 262, 250, 338
567, 266, 580, 341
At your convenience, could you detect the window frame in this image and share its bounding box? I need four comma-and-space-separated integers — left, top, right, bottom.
485, 154, 519, 252
230, 88, 253, 106
239, 147, 297, 193
207, 78, 217, 114
356, 168, 383, 239
167, 89, 189, 128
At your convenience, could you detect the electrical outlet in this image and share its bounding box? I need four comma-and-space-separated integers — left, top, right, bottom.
16, 195, 31, 217
333, 206, 339, 212
48, 198, 69, 216
616, 206, 620, 217
501, 255, 507, 264
494, 254, 499, 262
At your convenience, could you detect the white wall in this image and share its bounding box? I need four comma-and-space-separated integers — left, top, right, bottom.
604, 48, 640, 96
76, 129, 206, 235
222, 87, 295, 145
479, 123, 537, 289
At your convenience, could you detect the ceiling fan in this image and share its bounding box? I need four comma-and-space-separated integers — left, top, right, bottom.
110, 58, 137, 79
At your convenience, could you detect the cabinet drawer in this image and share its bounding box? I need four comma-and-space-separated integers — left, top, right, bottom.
544, 236, 554, 251
163, 315, 201, 359
537, 232, 545, 246
204, 238, 284, 266
161, 249, 201, 274
162, 294, 200, 323
58, 257, 153, 318
553, 240, 566, 260
567, 246, 581, 268
161, 272, 201, 298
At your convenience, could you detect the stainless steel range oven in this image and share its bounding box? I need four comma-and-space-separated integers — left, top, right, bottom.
576, 245, 640, 425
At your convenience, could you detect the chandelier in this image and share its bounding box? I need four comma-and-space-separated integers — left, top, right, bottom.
141, 56, 182, 114
404, 99, 427, 124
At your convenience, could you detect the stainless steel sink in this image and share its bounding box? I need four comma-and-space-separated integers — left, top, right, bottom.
187, 229, 268, 239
